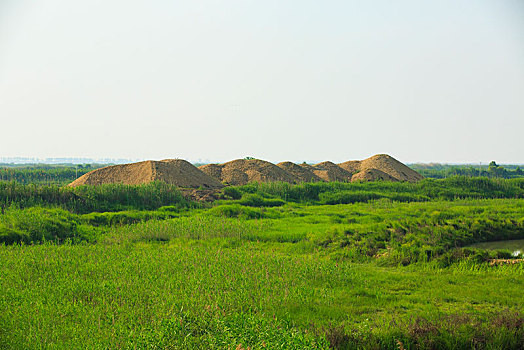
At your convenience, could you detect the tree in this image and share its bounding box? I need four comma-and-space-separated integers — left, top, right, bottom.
488, 161, 507, 178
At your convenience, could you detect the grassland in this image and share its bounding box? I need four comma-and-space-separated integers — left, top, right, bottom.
0, 177, 523, 349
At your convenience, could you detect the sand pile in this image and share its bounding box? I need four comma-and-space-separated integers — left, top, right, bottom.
357, 154, 423, 182
200, 155, 422, 185
69, 159, 224, 189
199, 159, 298, 186
276, 162, 323, 183
338, 160, 361, 175
336, 155, 424, 182
305, 161, 353, 182
198, 164, 223, 181
351, 168, 398, 182
69, 154, 422, 189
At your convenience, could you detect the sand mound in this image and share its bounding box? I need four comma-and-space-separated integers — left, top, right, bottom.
351, 168, 399, 182
69, 159, 224, 189
221, 168, 249, 185
358, 154, 423, 182
200, 159, 298, 186
179, 188, 221, 202
69, 154, 422, 189
308, 161, 353, 182
276, 162, 324, 183
199, 164, 223, 180
221, 159, 298, 185
338, 160, 362, 174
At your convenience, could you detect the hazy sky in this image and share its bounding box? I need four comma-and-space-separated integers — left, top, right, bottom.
1, 0, 523, 164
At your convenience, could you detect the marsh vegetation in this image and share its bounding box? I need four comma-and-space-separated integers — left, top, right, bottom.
0, 175, 523, 348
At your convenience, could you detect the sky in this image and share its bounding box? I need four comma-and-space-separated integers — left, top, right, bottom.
1, 0, 523, 164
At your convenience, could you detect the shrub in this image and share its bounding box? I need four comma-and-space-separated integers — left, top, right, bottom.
0, 224, 29, 244
0, 207, 89, 244
221, 187, 242, 200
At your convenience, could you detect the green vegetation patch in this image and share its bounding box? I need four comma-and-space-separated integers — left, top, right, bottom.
0, 243, 522, 349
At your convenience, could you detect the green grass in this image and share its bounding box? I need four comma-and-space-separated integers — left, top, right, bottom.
0, 181, 194, 213
0, 241, 522, 349
1, 179, 524, 348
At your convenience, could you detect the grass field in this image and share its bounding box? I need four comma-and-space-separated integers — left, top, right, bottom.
1, 178, 523, 349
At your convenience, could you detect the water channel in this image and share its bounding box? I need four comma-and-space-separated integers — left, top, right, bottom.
468, 239, 524, 257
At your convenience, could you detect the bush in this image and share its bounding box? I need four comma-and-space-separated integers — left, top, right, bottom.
491, 249, 514, 259
0, 224, 29, 244
0, 207, 90, 244
221, 187, 242, 200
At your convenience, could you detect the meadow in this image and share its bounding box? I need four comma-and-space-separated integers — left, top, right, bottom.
0, 176, 523, 349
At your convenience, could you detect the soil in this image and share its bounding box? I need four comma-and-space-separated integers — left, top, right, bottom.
276, 162, 324, 183
200, 159, 297, 186
338, 160, 362, 174
357, 154, 424, 182
198, 164, 223, 181
69, 154, 423, 190
309, 161, 353, 182
69, 159, 224, 189
351, 168, 399, 182
179, 188, 221, 202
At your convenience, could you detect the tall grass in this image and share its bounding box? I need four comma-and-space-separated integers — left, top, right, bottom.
0, 242, 522, 348
100, 216, 266, 244
0, 181, 193, 213
230, 176, 524, 204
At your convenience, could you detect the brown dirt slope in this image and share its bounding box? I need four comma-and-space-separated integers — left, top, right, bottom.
358, 154, 423, 182
201, 159, 298, 186
69, 159, 224, 189
309, 161, 353, 182
156, 159, 224, 188
276, 162, 324, 183
338, 160, 362, 174
351, 168, 398, 182
198, 164, 223, 181
222, 159, 298, 185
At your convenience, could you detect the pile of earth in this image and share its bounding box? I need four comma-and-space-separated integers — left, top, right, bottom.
68, 154, 423, 190
350, 168, 398, 182
68, 159, 224, 189
200, 154, 423, 184
303, 161, 353, 182
276, 162, 323, 183
199, 159, 296, 186
339, 154, 424, 182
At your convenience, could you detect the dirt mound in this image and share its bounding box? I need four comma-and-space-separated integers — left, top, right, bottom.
199, 164, 223, 180
201, 159, 298, 186
338, 160, 362, 174
69, 155, 422, 188
179, 188, 221, 202
221, 159, 298, 185
351, 168, 399, 182
358, 154, 423, 182
276, 162, 323, 183
221, 168, 249, 185
69, 159, 224, 189
156, 159, 224, 188
308, 161, 353, 182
